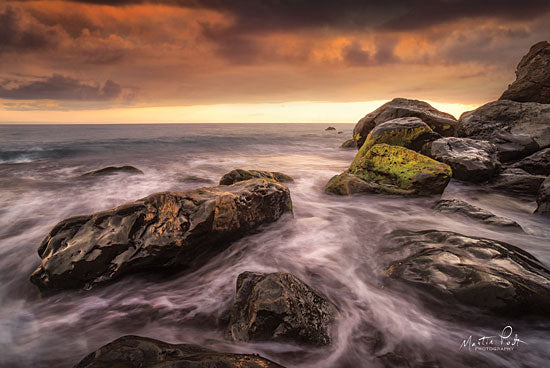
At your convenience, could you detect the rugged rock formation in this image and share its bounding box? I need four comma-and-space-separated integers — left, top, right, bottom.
489, 168, 546, 195
219, 169, 293, 185
356, 117, 440, 155
340, 139, 356, 149
458, 100, 550, 161
500, 41, 550, 104
30, 179, 293, 290
385, 230, 550, 316
433, 199, 522, 229
422, 137, 500, 182
535, 177, 550, 215
228, 272, 337, 346
509, 148, 550, 176
74, 335, 285, 368
80, 166, 144, 177
353, 98, 457, 148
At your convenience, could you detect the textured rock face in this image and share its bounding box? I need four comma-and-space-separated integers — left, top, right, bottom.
30, 179, 293, 290
347, 144, 452, 195
74, 335, 285, 368
535, 177, 550, 215
385, 230, 550, 316
422, 137, 500, 182
500, 41, 550, 104
228, 272, 337, 346
80, 166, 144, 177
458, 100, 550, 161
489, 168, 546, 195
219, 169, 293, 185
353, 98, 457, 148
356, 117, 440, 156
433, 199, 522, 229
510, 148, 550, 176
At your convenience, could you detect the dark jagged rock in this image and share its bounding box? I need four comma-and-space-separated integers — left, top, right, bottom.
458, 100, 550, 161
385, 230, 550, 316
325, 126, 336, 131
353, 98, 457, 148
30, 179, 293, 291
433, 199, 522, 230
228, 272, 337, 346
340, 139, 356, 149
219, 169, 293, 185
509, 148, 550, 176
489, 168, 546, 195
500, 41, 550, 104
422, 137, 500, 182
80, 166, 144, 177
74, 335, 285, 368
535, 177, 550, 215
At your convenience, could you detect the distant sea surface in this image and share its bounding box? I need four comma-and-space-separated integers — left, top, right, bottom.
1, 124, 549, 367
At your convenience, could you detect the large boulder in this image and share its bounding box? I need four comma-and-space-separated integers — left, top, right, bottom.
385, 230, 550, 316
489, 168, 546, 195
74, 335, 285, 368
341, 144, 451, 196
433, 199, 522, 230
458, 100, 550, 161
219, 169, 293, 185
422, 137, 500, 182
500, 41, 550, 104
353, 98, 457, 148
30, 178, 293, 291
80, 166, 144, 177
509, 148, 550, 176
228, 272, 337, 346
535, 177, 550, 215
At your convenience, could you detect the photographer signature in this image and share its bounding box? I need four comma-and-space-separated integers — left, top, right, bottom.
460, 326, 527, 352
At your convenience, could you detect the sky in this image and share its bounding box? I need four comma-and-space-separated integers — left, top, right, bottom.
1, 0, 549, 124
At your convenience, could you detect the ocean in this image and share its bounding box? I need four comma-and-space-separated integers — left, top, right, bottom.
0, 124, 549, 367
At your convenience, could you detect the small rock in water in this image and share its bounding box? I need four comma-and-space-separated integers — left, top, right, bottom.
325, 126, 336, 131
80, 165, 144, 177
535, 177, 550, 215
228, 271, 337, 346
74, 335, 285, 368
433, 199, 522, 230
176, 175, 214, 184
219, 169, 293, 185
340, 139, 356, 149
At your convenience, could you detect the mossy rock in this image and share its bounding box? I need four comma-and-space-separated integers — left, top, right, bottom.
220, 169, 294, 185
349, 144, 452, 195
324, 172, 415, 195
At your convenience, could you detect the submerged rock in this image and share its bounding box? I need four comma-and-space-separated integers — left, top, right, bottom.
509, 148, 550, 176
342, 144, 451, 196
500, 41, 550, 104
356, 117, 440, 155
385, 230, 550, 316
340, 139, 356, 149
489, 168, 546, 195
228, 272, 337, 346
433, 199, 522, 229
80, 166, 144, 177
353, 98, 457, 148
422, 137, 500, 182
176, 175, 214, 184
219, 169, 293, 185
458, 100, 550, 161
74, 335, 285, 368
535, 177, 550, 215
30, 179, 293, 290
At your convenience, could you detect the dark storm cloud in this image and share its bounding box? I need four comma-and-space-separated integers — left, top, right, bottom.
0, 74, 122, 101
0, 6, 58, 52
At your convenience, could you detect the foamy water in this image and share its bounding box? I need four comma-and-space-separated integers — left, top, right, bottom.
1, 124, 548, 367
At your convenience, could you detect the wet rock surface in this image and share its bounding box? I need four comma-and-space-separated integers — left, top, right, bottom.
30, 178, 293, 290
535, 177, 550, 215
458, 100, 550, 161
422, 137, 500, 182
489, 168, 546, 195
433, 199, 522, 229
74, 335, 285, 368
80, 166, 144, 177
500, 41, 550, 104
340, 138, 356, 149
353, 98, 457, 148
385, 230, 550, 317
509, 148, 550, 176
219, 169, 294, 185
228, 271, 337, 346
